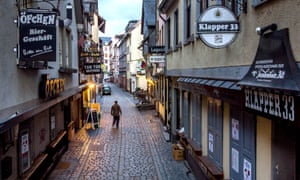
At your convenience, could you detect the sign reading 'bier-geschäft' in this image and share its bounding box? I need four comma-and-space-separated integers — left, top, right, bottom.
19, 10, 56, 61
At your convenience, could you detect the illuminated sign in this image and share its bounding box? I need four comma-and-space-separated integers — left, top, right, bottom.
80, 52, 101, 57
39, 74, 65, 99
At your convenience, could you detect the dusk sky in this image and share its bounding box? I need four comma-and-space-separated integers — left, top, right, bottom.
98, 0, 143, 37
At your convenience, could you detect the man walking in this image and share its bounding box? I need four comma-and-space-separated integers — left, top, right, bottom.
111, 100, 122, 128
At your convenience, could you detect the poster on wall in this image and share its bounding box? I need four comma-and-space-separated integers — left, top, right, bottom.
232, 118, 239, 140
21, 132, 30, 172
232, 148, 239, 173
243, 159, 252, 180
19, 10, 57, 61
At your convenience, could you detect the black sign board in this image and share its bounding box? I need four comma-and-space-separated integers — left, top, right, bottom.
83, 63, 101, 74
19, 10, 56, 61
149, 46, 165, 54
88, 110, 98, 123
39, 74, 65, 99
238, 28, 300, 93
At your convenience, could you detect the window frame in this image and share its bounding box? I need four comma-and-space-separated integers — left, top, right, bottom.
165, 17, 171, 52
184, 0, 192, 44
173, 9, 179, 48
199, 0, 243, 17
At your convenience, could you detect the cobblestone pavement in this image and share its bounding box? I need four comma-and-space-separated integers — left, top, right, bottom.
48, 84, 195, 180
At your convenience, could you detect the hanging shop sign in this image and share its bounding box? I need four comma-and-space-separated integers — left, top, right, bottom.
19, 10, 56, 61
197, 6, 240, 48
149, 46, 165, 54
149, 55, 165, 63
80, 47, 100, 57
80, 51, 101, 58
83, 62, 101, 74
238, 28, 300, 92
239, 29, 300, 125
39, 74, 65, 99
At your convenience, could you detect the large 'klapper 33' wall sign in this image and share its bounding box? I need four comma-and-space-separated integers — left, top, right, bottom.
239, 28, 300, 127
19, 10, 57, 62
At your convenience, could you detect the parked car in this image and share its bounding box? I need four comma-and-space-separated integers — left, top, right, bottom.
102, 85, 111, 95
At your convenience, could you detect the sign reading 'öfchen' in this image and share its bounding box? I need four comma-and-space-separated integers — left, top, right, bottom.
19, 10, 56, 61
39, 74, 65, 99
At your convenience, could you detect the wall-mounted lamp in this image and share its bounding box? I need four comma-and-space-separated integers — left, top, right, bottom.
13, 47, 17, 53
13, 18, 18, 24
256, 23, 277, 36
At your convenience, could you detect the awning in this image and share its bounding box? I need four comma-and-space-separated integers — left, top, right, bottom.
0, 87, 83, 133
178, 77, 240, 90
238, 28, 300, 93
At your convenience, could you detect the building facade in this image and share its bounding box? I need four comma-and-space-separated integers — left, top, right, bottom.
99, 37, 112, 82
0, 0, 103, 179
126, 21, 147, 93
117, 34, 128, 89
157, 0, 300, 179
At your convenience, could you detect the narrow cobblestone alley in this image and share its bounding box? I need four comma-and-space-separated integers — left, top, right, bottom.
48, 84, 195, 180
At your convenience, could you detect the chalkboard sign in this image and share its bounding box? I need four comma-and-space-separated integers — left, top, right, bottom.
88, 110, 98, 123
92, 111, 98, 123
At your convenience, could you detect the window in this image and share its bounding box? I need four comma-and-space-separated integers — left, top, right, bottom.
199, 0, 243, 17
207, 98, 223, 169
174, 9, 179, 47
20, 0, 33, 8
184, 0, 192, 43
165, 18, 171, 50
59, 29, 72, 68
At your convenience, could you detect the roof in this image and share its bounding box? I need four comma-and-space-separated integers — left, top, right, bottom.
141, 0, 156, 33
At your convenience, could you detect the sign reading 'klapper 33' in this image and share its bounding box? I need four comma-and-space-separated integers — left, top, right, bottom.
197, 6, 240, 48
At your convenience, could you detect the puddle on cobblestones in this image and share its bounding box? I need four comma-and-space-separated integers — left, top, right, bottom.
89, 144, 105, 151
55, 161, 70, 169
